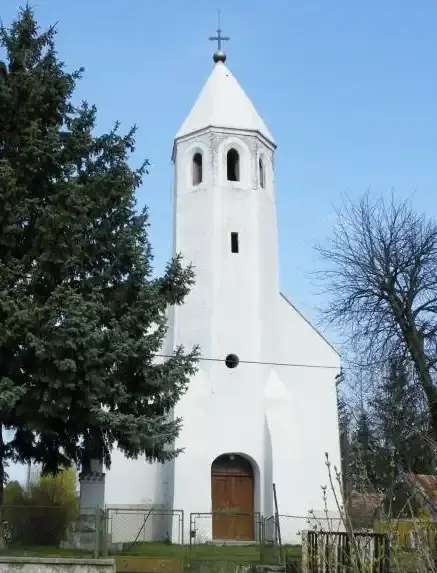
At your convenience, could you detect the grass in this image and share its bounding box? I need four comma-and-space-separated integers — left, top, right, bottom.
117, 541, 302, 565
119, 542, 261, 559
391, 548, 437, 573
0, 544, 93, 558
0, 541, 302, 564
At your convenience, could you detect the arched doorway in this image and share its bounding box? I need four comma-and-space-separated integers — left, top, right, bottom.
211, 454, 254, 540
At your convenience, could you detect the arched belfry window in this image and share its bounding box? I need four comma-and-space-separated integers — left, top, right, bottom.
227, 148, 240, 182
192, 152, 203, 185
259, 158, 265, 189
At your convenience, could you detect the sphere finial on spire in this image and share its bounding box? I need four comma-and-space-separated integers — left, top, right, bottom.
213, 50, 226, 63
209, 10, 230, 63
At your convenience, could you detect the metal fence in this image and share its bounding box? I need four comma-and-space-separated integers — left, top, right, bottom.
0, 503, 354, 569
265, 514, 346, 546
189, 511, 263, 545
0, 504, 98, 555
1, 504, 75, 547
106, 506, 184, 547
0, 504, 185, 557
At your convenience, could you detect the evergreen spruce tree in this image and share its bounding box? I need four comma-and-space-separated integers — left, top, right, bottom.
371, 359, 436, 481
346, 359, 437, 498
348, 409, 383, 492
0, 5, 198, 517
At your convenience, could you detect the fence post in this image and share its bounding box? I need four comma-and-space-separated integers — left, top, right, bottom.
383, 534, 391, 573
0, 505, 3, 551
301, 531, 309, 573
94, 505, 101, 559
101, 508, 108, 558
259, 517, 266, 564
260, 515, 264, 544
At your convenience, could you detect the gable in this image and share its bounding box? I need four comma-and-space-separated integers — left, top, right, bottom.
276, 292, 340, 368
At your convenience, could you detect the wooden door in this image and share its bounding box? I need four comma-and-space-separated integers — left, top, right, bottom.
211, 472, 254, 540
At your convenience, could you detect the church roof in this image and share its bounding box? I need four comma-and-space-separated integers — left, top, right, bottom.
175, 61, 275, 144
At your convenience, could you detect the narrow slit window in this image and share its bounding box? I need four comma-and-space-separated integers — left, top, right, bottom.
259, 158, 265, 188
231, 232, 239, 253
192, 152, 203, 185
227, 148, 240, 182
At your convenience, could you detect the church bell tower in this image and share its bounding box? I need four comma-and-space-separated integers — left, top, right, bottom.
160, 29, 280, 541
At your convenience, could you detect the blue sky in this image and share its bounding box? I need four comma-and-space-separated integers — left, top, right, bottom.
2, 0, 437, 481
2, 0, 436, 322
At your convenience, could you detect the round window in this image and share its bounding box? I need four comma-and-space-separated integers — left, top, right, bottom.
225, 354, 239, 369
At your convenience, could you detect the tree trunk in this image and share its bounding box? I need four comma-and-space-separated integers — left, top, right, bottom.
389, 296, 437, 441
405, 328, 437, 441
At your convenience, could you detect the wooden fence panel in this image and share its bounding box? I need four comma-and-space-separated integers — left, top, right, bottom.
302, 530, 390, 573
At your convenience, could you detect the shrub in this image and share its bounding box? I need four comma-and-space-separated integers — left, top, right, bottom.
3, 467, 79, 546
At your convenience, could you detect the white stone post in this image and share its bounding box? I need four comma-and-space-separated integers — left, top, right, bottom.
78, 459, 105, 534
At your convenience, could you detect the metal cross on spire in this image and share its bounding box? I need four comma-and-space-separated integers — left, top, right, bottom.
209, 9, 230, 63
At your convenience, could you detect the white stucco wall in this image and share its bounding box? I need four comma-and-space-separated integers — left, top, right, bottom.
266, 294, 342, 543
104, 448, 157, 506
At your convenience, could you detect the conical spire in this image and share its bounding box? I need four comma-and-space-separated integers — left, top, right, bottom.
175, 61, 275, 144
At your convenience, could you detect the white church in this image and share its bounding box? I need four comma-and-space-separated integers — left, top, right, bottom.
83, 34, 342, 546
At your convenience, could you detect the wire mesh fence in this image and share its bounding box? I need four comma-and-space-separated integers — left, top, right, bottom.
0, 503, 348, 568
189, 511, 263, 544
259, 514, 346, 567
260, 513, 345, 568
264, 514, 346, 546
0, 504, 91, 551
106, 506, 184, 547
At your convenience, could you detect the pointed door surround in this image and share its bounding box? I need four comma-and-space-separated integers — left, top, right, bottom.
211, 454, 255, 540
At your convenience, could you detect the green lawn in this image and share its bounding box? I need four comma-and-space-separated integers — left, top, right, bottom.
119, 542, 261, 559
0, 541, 301, 564
118, 541, 301, 565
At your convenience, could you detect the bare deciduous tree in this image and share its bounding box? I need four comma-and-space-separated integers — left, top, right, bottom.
317, 193, 437, 439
